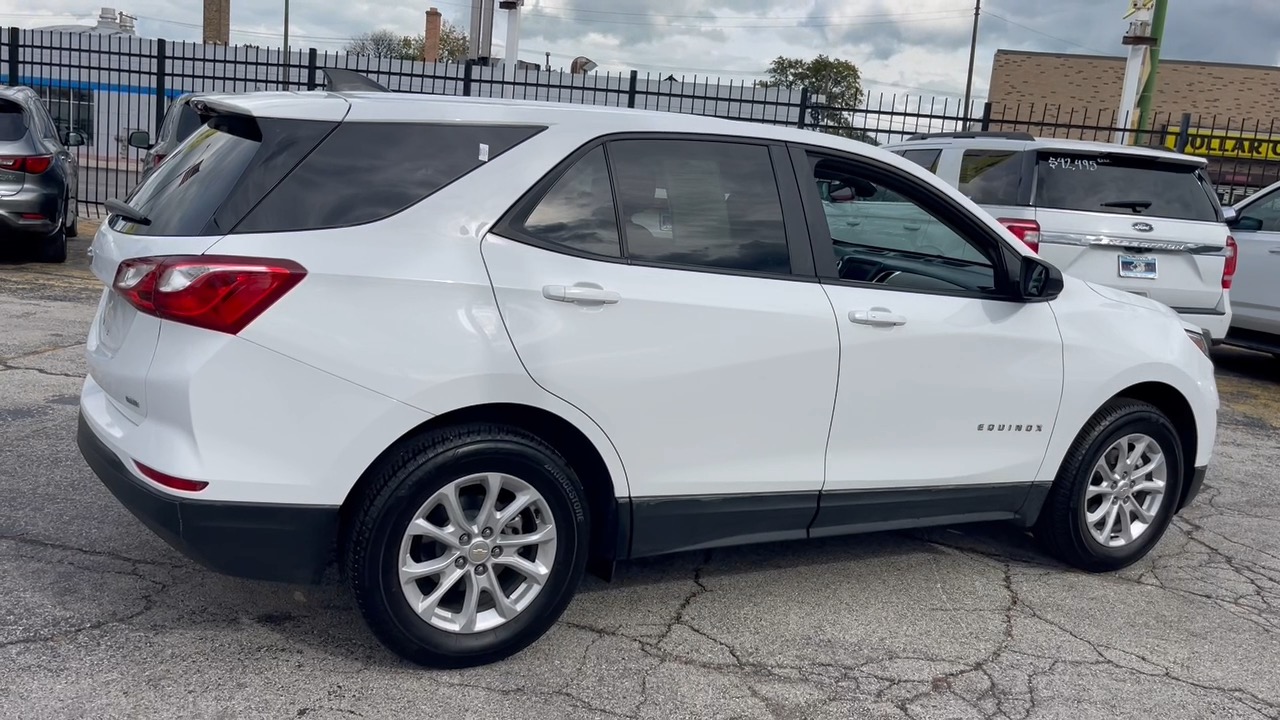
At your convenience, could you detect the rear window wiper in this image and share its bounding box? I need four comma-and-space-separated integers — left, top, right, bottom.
105, 198, 152, 226
1100, 200, 1153, 212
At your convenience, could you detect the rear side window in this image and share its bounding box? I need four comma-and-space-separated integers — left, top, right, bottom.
1033, 152, 1222, 222
900, 148, 941, 173
233, 123, 545, 233
0, 101, 27, 141
959, 150, 1025, 205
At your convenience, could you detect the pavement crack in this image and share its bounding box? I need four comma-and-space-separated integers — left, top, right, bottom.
0, 361, 83, 379
0, 342, 84, 364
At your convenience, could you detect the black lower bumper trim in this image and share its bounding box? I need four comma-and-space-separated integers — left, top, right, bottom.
77, 412, 339, 584
1179, 465, 1208, 512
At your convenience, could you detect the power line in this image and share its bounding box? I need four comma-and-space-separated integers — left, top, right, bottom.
982, 11, 1111, 55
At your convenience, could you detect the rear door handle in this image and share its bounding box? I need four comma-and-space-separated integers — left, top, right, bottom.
1268, 247, 1280, 254
902, 224, 922, 231
849, 309, 907, 327
542, 283, 620, 305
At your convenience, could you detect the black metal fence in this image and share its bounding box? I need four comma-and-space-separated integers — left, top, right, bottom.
4, 27, 1277, 216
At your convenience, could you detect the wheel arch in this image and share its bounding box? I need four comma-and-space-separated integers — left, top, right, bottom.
1108, 381, 1199, 511
338, 402, 628, 581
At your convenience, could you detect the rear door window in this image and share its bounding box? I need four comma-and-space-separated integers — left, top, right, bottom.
1033, 151, 1222, 222
959, 150, 1025, 205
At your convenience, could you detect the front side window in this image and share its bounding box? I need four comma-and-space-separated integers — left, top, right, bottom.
1243, 189, 1280, 232
808, 154, 997, 294
959, 150, 1025, 205
514, 146, 621, 257
607, 139, 791, 275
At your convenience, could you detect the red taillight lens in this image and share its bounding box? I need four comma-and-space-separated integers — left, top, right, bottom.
0, 155, 53, 173
135, 461, 208, 492
1222, 235, 1238, 290
152, 153, 166, 168
998, 218, 1041, 253
112, 255, 307, 334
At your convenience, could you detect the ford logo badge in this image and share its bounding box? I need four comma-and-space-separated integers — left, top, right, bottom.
1133, 222, 1154, 233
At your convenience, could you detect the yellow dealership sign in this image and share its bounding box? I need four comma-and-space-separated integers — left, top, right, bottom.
1166, 129, 1280, 162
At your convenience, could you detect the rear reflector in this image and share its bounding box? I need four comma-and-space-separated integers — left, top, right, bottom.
19, 213, 46, 221
135, 461, 209, 492
1223, 236, 1238, 290
113, 255, 307, 335
997, 218, 1041, 253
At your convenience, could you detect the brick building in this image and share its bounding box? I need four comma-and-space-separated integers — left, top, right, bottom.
987, 49, 1280, 198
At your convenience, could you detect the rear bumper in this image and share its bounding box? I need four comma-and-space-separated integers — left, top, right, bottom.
76, 411, 339, 584
0, 185, 61, 235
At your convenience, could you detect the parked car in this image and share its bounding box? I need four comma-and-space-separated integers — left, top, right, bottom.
0, 84, 84, 262
127, 92, 209, 179
79, 91, 1219, 669
882, 132, 1236, 343
1223, 179, 1280, 358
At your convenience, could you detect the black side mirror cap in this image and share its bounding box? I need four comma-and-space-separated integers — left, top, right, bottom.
1019, 255, 1064, 302
127, 130, 152, 149
62, 131, 86, 147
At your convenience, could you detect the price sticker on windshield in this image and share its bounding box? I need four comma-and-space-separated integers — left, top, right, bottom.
1047, 157, 1099, 171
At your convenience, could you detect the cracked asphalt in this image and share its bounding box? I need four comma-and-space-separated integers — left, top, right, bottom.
3, 222, 1280, 720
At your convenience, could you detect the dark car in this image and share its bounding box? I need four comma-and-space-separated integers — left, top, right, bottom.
0, 85, 84, 262
128, 92, 209, 180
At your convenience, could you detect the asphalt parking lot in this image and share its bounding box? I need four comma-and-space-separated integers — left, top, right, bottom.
3, 225, 1279, 720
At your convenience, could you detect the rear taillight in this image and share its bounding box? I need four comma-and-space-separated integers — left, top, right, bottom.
151, 153, 166, 168
1222, 236, 1238, 290
112, 255, 307, 335
0, 155, 53, 174
998, 218, 1041, 253
135, 461, 208, 492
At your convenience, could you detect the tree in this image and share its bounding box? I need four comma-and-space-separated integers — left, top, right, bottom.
345, 21, 469, 62
760, 54, 868, 141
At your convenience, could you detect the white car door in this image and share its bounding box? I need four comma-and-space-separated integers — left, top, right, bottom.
790, 145, 1065, 535
1230, 185, 1280, 335
483, 137, 840, 557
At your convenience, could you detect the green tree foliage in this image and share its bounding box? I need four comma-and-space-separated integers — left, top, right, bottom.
760, 54, 877, 144
346, 21, 469, 62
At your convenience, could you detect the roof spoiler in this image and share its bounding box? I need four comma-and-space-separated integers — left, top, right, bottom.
320, 68, 391, 92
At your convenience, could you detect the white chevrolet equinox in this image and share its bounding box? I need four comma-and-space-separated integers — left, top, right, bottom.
78, 91, 1219, 669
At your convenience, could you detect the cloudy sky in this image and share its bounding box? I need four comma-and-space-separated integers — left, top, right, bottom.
5, 0, 1278, 102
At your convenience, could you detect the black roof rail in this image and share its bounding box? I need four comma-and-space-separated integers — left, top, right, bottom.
904, 130, 1036, 141
320, 68, 391, 92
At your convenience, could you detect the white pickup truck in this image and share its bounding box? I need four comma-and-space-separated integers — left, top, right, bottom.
1225, 179, 1280, 359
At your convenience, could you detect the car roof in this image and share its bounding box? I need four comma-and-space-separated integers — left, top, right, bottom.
0, 85, 39, 102
883, 133, 1207, 166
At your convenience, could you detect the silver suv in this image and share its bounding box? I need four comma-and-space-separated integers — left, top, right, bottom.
0, 85, 84, 262
882, 132, 1236, 342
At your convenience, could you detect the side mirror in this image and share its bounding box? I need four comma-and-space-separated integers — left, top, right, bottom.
1222, 206, 1239, 224
63, 131, 86, 147
1019, 255, 1064, 302
1234, 215, 1265, 232
127, 130, 152, 150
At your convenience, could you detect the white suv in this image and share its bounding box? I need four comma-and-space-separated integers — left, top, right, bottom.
78, 92, 1219, 669
882, 132, 1237, 342
1223, 178, 1280, 358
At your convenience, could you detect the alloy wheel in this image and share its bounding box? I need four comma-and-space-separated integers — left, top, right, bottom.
1083, 433, 1167, 548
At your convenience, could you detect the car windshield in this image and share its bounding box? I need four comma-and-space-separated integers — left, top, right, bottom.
1033, 151, 1221, 222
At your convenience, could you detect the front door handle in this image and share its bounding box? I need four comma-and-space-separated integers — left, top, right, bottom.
849, 308, 907, 327
902, 223, 922, 231
1268, 247, 1280, 254
542, 283, 621, 305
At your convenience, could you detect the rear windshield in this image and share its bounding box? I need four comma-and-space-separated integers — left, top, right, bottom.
0, 102, 27, 141
111, 116, 262, 236
1033, 151, 1221, 222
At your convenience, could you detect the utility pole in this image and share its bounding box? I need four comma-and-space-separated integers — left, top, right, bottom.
1134, 0, 1168, 143
282, 0, 291, 89
963, 0, 981, 122
1114, 0, 1161, 145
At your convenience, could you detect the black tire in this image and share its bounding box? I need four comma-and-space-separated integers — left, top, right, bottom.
1033, 399, 1184, 572
65, 197, 79, 238
37, 227, 68, 263
344, 423, 590, 668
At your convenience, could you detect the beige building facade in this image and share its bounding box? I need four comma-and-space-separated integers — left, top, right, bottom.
987, 50, 1280, 196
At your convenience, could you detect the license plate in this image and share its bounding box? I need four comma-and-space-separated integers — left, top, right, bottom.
1118, 254, 1158, 279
